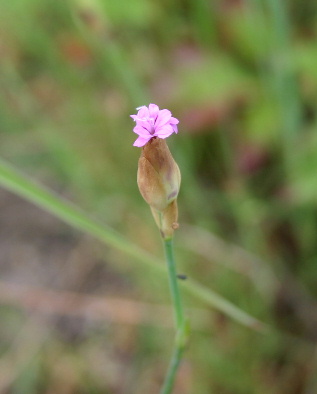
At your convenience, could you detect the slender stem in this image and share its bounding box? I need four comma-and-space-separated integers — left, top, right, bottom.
160, 238, 187, 394
160, 344, 185, 394
164, 238, 185, 329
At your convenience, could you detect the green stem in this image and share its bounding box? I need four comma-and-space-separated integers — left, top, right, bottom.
160, 238, 187, 394
160, 344, 185, 394
164, 238, 185, 329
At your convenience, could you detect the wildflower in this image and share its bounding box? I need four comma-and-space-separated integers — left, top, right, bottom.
131, 104, 179, 147
132, 104, 181, 239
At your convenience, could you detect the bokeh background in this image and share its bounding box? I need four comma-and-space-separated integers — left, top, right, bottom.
1, 0, 317, 393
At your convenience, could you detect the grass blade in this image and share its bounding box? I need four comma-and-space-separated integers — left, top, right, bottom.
0, 158, 268, 332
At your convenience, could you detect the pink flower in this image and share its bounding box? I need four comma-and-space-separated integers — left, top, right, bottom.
131, 104, 179, 147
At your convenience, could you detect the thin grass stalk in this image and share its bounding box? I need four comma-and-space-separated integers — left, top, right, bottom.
0, 158, 267, 331
160, 238, 187, 394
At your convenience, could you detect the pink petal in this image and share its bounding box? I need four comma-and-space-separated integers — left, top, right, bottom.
171, 123, 178, 134
133, 125, 151, 137
135, 119, 152, 132
170, 117, 179, 124
137, 106, 149, 119
133, 136, 151, 147
155, 124, 174, 138
157, 133, 173, 140
155, 109, 172, 129
148, 103, 159, 118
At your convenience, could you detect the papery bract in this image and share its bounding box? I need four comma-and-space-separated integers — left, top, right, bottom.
137, 138, 181, 239
131, 103, 179, 147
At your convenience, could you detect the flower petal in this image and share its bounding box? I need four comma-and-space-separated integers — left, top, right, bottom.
170, 117, 179, 125
133, 136, 151, 147
157, 133, 174, 140
155, 124, 174, 138
155, 109, 172, 129
133, 125, 151, 137
135, 119, 152, 132
148, 103, 159, 118
137, 106, 149, 119
171, 123, 178, 134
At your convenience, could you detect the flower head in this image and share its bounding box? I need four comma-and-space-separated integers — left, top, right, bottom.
131, 103, 179, 147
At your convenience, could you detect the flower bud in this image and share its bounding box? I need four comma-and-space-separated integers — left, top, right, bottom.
137, 137, 181, 239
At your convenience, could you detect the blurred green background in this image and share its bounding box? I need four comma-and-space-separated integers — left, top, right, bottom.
1, 0, 317, 393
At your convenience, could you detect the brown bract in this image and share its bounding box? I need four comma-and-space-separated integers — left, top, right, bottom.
137, 138, 181, 239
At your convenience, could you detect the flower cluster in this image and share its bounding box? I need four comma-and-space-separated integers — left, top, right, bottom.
131, 104, 179, 147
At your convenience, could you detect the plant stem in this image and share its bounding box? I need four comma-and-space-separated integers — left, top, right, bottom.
164, 238, 185, 329
160, 342, 185, 394
160, 238, 187, 394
